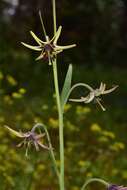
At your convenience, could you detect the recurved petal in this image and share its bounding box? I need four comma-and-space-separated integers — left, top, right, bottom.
35, 52, 45, 60
17, 140, 25, 147
53, 50, 63, 55
83, 91, 95, 103
38, 141, 50, 150
69, 98, 85, 102
108, 185, 127, 190
55, 44, 76, 50
34, 141, 40, 151
21, 42, 42, 51
47, 51, 52, 65
102, 85, 118, 95
30, 31, 46, 45
35, 133, 45, 140
99, 82, 106, 93
4, 125, 24, 138
53, 26, 62, 44
119, 187, 127, 190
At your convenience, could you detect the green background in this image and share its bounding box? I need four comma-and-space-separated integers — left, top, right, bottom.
0, 0, 127, 189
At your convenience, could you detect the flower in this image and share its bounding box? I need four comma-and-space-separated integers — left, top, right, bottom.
108, 184, 127, 190
21, 16, 76, 65
69, 82, 118, 111
5, 124, 50, 156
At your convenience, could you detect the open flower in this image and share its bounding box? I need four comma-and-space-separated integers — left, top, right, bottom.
5, 124, 50, 156
69, 82, 118, 111
108, 184, 127, 190
21, 24, 76, 65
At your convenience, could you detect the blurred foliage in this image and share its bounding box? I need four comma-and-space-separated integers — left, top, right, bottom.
0, 0, 127, 66
0, 0, 127, 190
0, 64, 127, 190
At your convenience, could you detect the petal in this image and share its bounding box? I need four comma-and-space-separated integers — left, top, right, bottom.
99, 82, 106, 93
102, 85, 118, 95
35, 52, 45, 61
4, 125, 24, 138
47, 51, 52, 65
120, 187, 127, 190
38, 141, 50, 150
69, 98, 85, 102
35, 134, 45, 140
17, 140, 25, 147
69, 91, 95, 103
53, 26, 62, 44
30, 31, 46, 45
33, 141, 39, 151
55, 44, 76, 50
21, 42, 42, 51
83, 92, 95, 103
25, 142, 31, 157
53, 50, 63, 55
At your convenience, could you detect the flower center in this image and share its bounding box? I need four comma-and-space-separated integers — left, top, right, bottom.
44, 44, 54, 52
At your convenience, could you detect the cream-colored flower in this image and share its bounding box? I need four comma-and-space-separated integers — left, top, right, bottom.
69, 82, 118, 111
5, 124, 49, 156
21, 25, 76, 65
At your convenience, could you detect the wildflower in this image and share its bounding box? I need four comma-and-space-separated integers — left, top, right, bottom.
108, 184, 127, 190
69, 82, 118, 111
21, 12, 76, 65
4, 124, 50, 156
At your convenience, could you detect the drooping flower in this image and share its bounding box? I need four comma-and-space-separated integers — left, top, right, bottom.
108, 184, 127, 190
69, 82, 118, 111
21, 12, 76, 65
4, 124, 50, 156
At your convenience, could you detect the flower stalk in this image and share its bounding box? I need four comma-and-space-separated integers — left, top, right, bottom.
81, 178, 109, 190
52, 1, 65, 190
5, 0, 119, 189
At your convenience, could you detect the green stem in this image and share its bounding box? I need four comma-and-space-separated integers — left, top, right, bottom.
81, 178, 109, 190
33, 123, 59, 178
42, 124, 60, 178
69, 83, 94, 92
52, 1, 64, 190
52, 60, 64, 190
52, 0, 57, 34
67, 83, 94, 100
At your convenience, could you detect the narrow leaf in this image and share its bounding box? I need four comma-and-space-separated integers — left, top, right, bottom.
61, 64, 73, 110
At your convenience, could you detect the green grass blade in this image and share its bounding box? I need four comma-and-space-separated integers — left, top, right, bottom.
60, 64, 73, 110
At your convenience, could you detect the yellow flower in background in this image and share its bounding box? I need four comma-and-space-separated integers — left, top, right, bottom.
90, 123, 101, 132
18, 88, 26, 94
6, 75, 17, 86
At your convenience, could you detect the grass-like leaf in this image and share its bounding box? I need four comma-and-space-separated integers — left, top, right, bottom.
61, 64, 73, 110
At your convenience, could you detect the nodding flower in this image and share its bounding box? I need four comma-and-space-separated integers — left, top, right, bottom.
69, 82, 118, 111
108, 184, 127, 190
21, 12, 76, 65
4, 124, 50, 157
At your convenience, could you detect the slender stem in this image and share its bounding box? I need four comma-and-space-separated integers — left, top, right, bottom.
81, 178, 109, 190
33, 123, 59, 178
27, 159, 36, 190
64, 83, 94, 104
52, 60, 64, 190
52, 0, 57, 34
52, 1, 64, 190
69, 83, 94, 96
